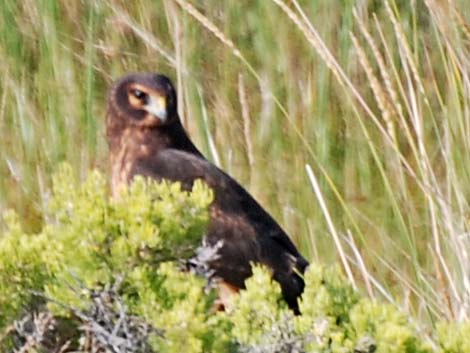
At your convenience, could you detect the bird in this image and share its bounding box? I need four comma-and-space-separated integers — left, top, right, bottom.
106, 72, 309, 313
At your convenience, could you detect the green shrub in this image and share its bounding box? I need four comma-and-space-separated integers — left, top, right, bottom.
0, 165, 469, 352
0, 164, 220, 351
437, 321, 470, 353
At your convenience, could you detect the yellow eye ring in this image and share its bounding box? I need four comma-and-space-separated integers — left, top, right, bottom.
131, 89, 146, 100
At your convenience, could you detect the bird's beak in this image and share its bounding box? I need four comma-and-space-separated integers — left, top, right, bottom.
144, 95, 167, 123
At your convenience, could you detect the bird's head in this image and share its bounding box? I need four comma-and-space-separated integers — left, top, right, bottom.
108, 73, 178, 128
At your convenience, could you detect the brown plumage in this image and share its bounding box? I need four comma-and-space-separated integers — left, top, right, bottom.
106, 73, 309, 312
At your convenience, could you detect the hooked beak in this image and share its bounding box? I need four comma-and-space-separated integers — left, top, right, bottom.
144, 95, 167, 123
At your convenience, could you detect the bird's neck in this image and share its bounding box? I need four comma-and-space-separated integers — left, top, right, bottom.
109, 118, 204, 158
108, 118, 204, 198
159, 119, 204, 157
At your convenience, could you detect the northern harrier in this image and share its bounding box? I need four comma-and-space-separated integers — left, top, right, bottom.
106, 73, 309, 312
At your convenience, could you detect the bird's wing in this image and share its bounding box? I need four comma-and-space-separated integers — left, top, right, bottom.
131, 148, 303, 257
130, 148, 308, 310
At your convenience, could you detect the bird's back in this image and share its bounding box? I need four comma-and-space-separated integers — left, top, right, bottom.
129, 147, 308, 311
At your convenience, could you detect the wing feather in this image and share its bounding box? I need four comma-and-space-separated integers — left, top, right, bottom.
133, 149, 303, 254
131, 148, 308, 309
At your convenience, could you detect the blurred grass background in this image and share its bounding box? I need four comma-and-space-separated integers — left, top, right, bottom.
0, 0, 469, 324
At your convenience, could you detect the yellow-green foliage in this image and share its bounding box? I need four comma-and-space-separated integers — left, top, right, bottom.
128, 263, 233, 353
437, 321, 470, 353
295, 264, 360, 352
0, 210, 50, 328
45, 164, 212, 315
0, 164, 219, 351
229, 265, 289, 345
1, 165, 469, 352
227, 263, 432, 353
348, 300, 431, 353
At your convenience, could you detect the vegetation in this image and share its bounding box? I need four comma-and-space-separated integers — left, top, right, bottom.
1, 0, 470, 351
0, 168, 444, 351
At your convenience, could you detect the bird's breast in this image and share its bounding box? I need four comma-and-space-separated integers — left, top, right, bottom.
110, 144, 132, 198
110, 128, 160, 198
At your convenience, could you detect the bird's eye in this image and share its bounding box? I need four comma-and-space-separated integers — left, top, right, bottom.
131, 89, 146, 100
